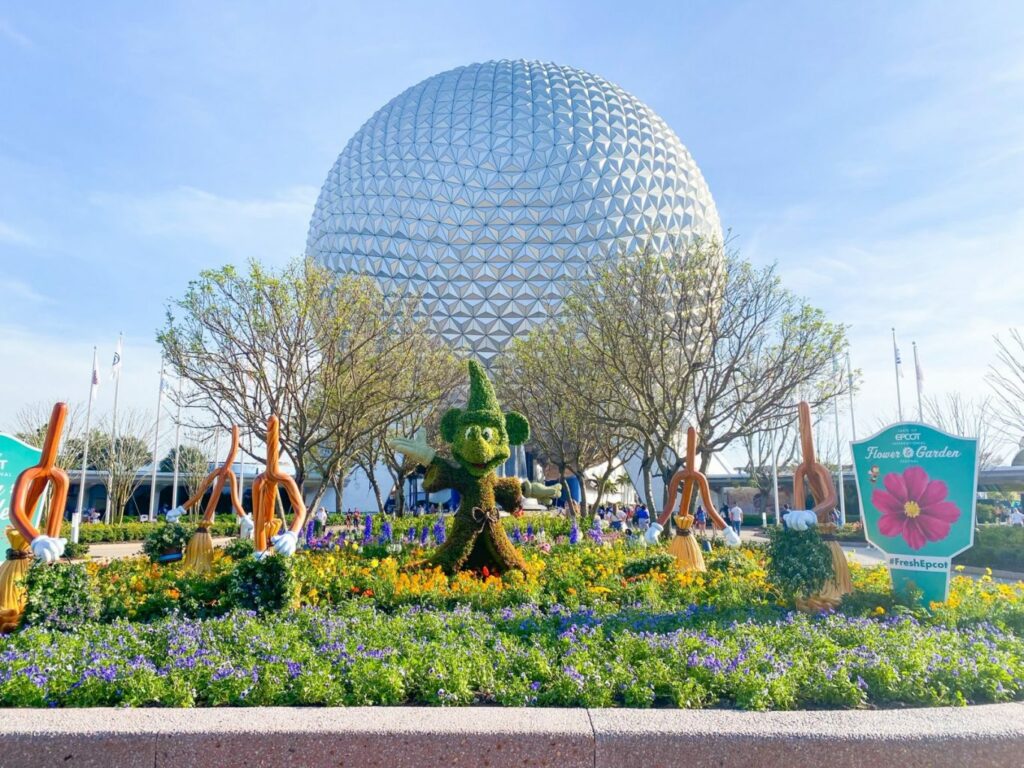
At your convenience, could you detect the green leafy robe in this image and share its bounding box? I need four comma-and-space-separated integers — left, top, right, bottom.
422, 457, 527, 574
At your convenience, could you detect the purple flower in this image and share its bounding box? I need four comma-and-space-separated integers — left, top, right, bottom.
511, 526, 522, 544
432, 518, 446, 545
379, 521, 393, 544
420, 526, 429, 546
569, 524, 579, 545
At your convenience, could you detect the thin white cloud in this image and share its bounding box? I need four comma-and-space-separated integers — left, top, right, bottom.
0, 278, 51, 306
90, 185, 319, 265
0, 221, 35, 246
0, 19, 31, 48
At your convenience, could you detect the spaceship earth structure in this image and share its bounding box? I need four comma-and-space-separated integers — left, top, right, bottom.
307, 59, 721, 363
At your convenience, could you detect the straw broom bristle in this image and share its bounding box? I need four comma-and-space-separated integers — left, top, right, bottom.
666, 515, 706, 573
182, 527, 214, 575
0, 527, 32, 634
796, 539, 852, 612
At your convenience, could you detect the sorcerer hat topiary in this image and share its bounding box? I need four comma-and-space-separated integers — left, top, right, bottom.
466, 360, 501, 417
440, 360, 530, 445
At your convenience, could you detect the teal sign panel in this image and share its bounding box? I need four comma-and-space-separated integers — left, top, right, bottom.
0, 433, 44, 528
851, 422, 978, 605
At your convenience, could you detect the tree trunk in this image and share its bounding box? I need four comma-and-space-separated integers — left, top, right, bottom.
640, 453, 657, 513
589, 463, 616, 517
395, 469, 407, 517
366, 466, 385, 514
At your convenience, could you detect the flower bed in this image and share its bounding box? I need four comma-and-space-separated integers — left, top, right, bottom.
2, 523, 1023, 710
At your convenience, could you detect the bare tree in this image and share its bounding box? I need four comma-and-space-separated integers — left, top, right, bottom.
159, 257, 457, 513
988, 328, 1024, 443
688, 256, 847, 475
495, 323, 631, 521
12, 401, 89, 471
352, 337, 463, 516
95, 409, 154, 524
924, 393, 1001, 468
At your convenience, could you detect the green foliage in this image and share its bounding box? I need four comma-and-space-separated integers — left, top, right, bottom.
221, 537, 254, 560
227, 556, 296, 614
141, 524, 193, 563
622, 552, 676, 578
63, 518, 239, 543
63, 540, 91, 559
159, 445, 208, 473
22, 564, 101, 632
765, 527, 834, 599
954, 526, 1024, 571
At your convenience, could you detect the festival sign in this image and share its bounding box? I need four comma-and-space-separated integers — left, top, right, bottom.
851, 422, 978, 605
0, 433, 44, 528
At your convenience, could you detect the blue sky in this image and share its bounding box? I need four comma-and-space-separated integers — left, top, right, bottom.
1, 1, 1022, 460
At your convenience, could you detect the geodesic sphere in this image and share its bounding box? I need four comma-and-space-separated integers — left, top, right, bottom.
307, 59, 721, 363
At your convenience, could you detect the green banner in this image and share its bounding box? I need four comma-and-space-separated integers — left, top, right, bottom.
851, 422, 978, 605
0, 433, 44, 529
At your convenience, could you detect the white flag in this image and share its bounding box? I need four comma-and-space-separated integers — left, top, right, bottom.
915, 350, 924, 386
111, 336, 123, 380
89, 348, 100, 402
893, 339, 904, 378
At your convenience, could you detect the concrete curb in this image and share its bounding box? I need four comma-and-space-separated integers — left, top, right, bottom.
1, 703, 1023, 768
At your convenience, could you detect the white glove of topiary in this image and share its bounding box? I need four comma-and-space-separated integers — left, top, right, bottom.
31, 535, 66, 563
722, 526, 741, 547
784, 509, 818, 531
239, 513, 254, 540
165, 506, 186, 523
390, 428, 436, 467
271, 530, 298, 557
644, 522, 664, 545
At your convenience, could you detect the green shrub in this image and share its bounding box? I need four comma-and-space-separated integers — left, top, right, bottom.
141, 524, 193, 564
622, 552, 676, 578
63, 540, 91, 559
765, 527, 834, 600
221, 537, 254, 560
62, 518, 239, 543
954, 526, 1024, 571
227, 555, 296, 614
22, 563, 100, 631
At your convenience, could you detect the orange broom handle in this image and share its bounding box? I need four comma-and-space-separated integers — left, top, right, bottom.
792, 402, 837, 516
252, 416, 307, 552
9, 403, 69, 542
657, 427, 729, 531
175, 426, 246, 525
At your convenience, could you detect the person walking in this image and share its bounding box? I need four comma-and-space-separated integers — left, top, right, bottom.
729, 502, 743, 537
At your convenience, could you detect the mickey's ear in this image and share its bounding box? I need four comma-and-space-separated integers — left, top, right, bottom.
504, 411, 530, 445
440, 408, 462, 443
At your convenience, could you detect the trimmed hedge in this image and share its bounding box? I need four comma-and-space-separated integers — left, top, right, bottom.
61, 518, 240, 543
954, 526, 1024, 572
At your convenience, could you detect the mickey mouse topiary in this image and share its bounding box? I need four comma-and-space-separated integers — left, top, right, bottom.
391, 360, 557, 574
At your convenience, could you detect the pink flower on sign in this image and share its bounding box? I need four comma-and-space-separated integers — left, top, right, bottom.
872, 466, 960, 551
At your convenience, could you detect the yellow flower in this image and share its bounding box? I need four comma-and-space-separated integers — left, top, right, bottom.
369, 559, 379, 569
954, 565, 965, 572
985, 567, 993, 576
872, 606, 885, 616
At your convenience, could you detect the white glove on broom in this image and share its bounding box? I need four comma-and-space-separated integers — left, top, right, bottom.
239, 513, 254, 540
270, 530, 298, 557
165, 506, 186, 524
644, 522, 663, 545
784, 509, 818, 531
721, 526, 741, 547
31, 535, 66, 563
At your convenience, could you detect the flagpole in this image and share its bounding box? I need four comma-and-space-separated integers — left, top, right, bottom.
171, 374, 182, 509
771, 429, 781, 527
73, 347, 99, 544
913, 341, 924, 421
892, 328, 903, 421
846, 350, 857, 440
148, 359, 165, 523
832, 356, 846, 527
106, 332, 122, 524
